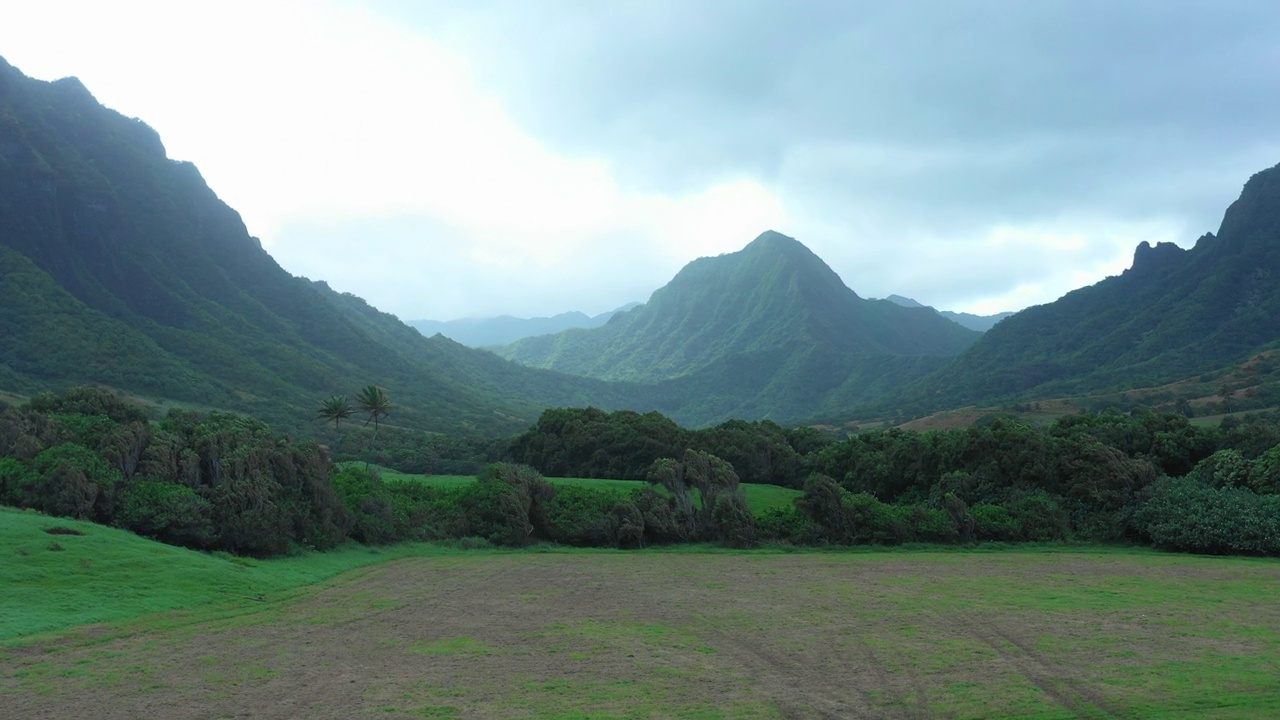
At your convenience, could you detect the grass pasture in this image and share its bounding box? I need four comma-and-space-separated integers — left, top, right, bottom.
4, 532, 1279, 719
0, 507, 445, 641
368, 466, 804, 516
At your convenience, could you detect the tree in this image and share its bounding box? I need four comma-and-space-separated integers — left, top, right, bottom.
357, 386, 393, 431
317, 395, 354, 433
356, 385, 393, 466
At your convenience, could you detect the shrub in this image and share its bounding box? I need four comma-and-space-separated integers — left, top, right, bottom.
711, 493, 757, 548
117, 478, 215, 548
1132, 476, 1280, 555
458, 463, 556, 547
1003, 490, 1071, 541
1188, 449, 1251, 489
543, 485, 627, 546
971, 503, 1020, 541
1249, 444, 1280, 494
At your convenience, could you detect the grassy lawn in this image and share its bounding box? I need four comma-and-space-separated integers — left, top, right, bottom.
3, 525, 1278, 719
363, 465, 803, 515
0, 506, 463, 642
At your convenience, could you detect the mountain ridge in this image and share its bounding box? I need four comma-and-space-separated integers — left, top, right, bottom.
408, 304, 639, 347
497, 230, 981, 382
881, 295, 1015, 332
0, 56, 638, 436
882, 161, 1280, 415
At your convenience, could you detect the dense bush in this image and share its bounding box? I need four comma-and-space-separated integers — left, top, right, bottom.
511, 407, 828, 487
1132, 476, 1280, 555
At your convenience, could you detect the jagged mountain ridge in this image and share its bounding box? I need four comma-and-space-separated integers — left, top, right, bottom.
892, 162, 1280, 411
497, 231, 981, 382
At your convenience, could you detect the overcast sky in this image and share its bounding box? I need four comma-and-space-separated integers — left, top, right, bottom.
4, 1, 1279, 320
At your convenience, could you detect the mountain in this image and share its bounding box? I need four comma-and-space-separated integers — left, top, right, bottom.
497, 231, 981, 383
0, 56, 636, 436
897, 162, 1280, 411
882, 295, 1014, 332
409, 304, 638, 347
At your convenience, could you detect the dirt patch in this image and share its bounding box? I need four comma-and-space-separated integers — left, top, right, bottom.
3, 552, 1278, 719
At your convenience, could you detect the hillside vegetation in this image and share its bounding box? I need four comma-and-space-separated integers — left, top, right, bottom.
0, 56, 635, 437
499, 231, 979, 382
894, 163, 1280, 415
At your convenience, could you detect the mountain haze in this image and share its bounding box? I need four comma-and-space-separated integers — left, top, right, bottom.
409, 305, 638, 347
498, 231, 980, 382
882, 295, 1015, 332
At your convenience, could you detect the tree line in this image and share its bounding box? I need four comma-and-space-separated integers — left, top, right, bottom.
5, 388, 1280, 557
509, 407, 828, 487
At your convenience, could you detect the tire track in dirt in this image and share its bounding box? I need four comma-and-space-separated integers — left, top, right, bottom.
960, 618, 1127, 719
707, 630, 884, 720
861, 642, 936, 720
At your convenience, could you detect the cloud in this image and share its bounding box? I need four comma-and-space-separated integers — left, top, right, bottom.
3, 0, 1279, 320
401, 0, 1280, 312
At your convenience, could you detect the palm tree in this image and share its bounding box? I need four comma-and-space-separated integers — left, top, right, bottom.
356, 385, 393, 431
316, 395, 353, 432
356, 385, 393, 469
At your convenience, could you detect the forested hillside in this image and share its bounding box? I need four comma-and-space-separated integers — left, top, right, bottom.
0, 56, 640, 437
498, 231, 979, 382
896, 163, 1280, 414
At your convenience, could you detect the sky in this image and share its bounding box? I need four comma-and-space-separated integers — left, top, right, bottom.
4, 1, 1280, 321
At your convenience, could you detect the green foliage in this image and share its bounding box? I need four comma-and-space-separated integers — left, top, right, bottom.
498, 231, 978, 385
1249, 444, 1280, 494
541, 485, 629, 547
1188, 448, 1253, 488
316, 395, 353, 432
454, 463, 555, 547
1, 388, 350, 557
118, 478, 215, 547
356, 385, 392, 430
897, 163, 1280, 415
511, 406, 828, 487
1133, 476, 1280, 555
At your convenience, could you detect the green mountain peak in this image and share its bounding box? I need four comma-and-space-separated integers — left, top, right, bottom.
498, 232, 978, 384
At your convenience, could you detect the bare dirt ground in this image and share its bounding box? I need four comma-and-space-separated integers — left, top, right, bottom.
4, 552, 1279, 719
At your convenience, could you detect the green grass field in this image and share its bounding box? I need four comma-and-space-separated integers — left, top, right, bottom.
364, 465, 803, 516
3, 514, 1279, 719
0, 506, 468, 642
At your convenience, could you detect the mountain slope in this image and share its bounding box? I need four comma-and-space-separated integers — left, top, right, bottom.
498, 231, 980, 382
408, 305, 636, 347
905, 162, 1280, 409
0, 56, 633, 436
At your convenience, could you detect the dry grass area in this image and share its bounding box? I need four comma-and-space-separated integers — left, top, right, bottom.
4, 549, 1280, 719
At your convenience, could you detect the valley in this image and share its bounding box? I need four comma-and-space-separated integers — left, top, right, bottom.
4, 19, 1280, 720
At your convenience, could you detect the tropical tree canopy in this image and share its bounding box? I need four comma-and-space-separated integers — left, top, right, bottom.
357, 386, 393, 431
317, 395, 353, 431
